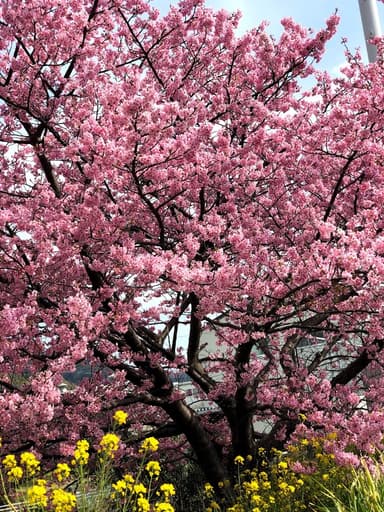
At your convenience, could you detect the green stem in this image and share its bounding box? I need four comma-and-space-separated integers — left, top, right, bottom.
0, 468, 18, 512
77, 464, 88, 512
125, 451, 148, 510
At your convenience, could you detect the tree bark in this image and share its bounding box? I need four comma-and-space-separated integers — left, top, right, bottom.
162, 400, 232, 500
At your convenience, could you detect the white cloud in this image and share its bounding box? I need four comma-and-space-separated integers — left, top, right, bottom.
329, 60, 349, 77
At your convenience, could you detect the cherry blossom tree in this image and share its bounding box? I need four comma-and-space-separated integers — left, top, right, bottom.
2, 0, 384, 490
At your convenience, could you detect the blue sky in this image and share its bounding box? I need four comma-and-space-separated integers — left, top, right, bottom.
152, 0, 384, 73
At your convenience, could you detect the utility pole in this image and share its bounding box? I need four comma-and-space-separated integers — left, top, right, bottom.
359, 0, 382, 62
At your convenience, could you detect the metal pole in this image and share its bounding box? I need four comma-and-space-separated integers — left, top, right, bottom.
359, 0, 382, 62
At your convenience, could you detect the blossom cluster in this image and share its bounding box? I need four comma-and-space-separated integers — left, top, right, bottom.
2, 451, 40, 482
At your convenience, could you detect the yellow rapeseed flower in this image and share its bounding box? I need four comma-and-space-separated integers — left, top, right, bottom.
251, 494, 263, 505
243, 480, 259, 493
146, 460, 161, 478
2, 454, 16, 470
137, 496, 151, 512
27, 483, 48, 508
51, 488, 76, 512
133, 483, 147, 495
20, 452, 40, 476
76, 440, 89, 451
207, 501, 221, 511
71, 439, 89, 466
159, 483, 175, 501
234, 455, 245, 465
139, 436, 159, 453
99, 433, 120, 458
6, 465, 22, 482
111, 473, 135, 498
54, 463, 71, 482
204, 482, 214, 495
113, 410, 128, 425
112, 478, 127, 496
154, 503, 175, 512
124, 473, 135, 490
227, 505, 245, 512
7, 466, 23, 482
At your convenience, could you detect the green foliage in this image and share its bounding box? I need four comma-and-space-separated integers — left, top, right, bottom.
315, 459, 384, 512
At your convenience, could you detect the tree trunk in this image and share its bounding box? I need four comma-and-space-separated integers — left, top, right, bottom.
163, 400, 233, 501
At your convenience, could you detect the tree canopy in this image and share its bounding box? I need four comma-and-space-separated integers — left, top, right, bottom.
2, 0, 384, 489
